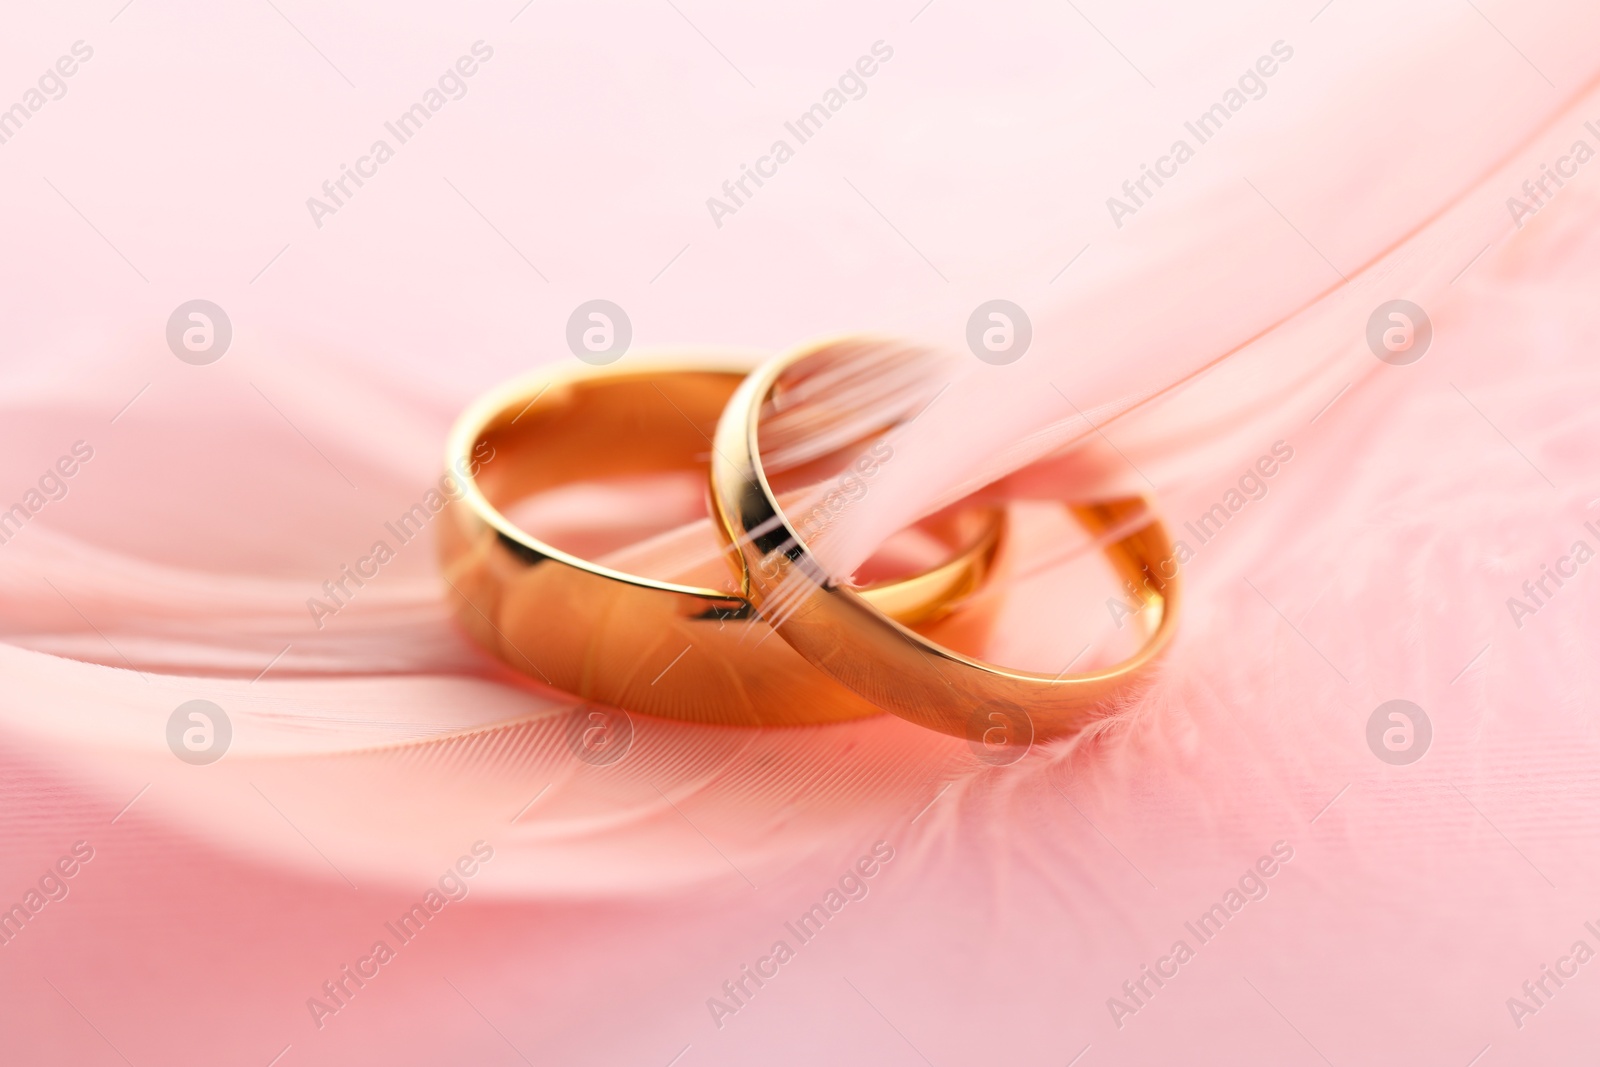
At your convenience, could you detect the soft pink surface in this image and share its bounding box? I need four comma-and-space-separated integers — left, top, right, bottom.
1, 1, 1598, 1064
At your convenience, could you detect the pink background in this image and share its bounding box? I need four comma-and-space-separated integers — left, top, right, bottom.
2, 1, 1599, 1064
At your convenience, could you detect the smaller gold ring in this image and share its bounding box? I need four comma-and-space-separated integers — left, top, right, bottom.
708, 337, 1181, 746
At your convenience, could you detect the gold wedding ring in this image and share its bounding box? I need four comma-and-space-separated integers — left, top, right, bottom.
438, 352, 1004, 727
709, 338, 1181, 746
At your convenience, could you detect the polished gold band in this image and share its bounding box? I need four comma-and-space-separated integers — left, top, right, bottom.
438, 352, 1004, 727
708, 338, 1181, 746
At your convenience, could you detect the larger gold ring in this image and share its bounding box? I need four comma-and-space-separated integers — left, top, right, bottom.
709, 338, 1181, 746
439, 351, 1005, 727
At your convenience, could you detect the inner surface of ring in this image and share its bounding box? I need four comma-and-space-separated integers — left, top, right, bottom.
475, 371, 729, 518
